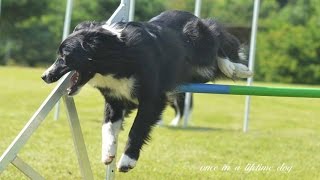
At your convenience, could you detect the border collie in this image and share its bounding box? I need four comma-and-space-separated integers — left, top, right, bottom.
41, 10, 252, 172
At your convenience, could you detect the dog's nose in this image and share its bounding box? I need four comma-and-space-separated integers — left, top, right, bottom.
41, 74, 46, 81
41, 72, 50, 83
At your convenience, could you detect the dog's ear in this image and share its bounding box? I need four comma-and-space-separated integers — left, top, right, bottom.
85, 28, 125, 50
64, 45, 95, 72
79, 39, 95, 52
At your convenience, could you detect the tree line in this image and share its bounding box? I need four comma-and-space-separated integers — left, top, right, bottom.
0, 0, 319, 84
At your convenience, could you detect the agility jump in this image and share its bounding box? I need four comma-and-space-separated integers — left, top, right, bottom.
178, 84, 320, 98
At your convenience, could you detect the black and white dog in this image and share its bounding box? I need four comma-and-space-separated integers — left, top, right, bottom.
41, 10, 252, 172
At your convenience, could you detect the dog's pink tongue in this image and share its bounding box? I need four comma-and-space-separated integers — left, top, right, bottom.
68, 72, 79, 96
70, 71, 79, 85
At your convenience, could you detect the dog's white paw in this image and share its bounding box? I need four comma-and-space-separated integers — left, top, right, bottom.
101, 122, 121, 165
217, 58, 236, 78
101, 139, 117, 165
117, 154, 137, 172
234, 63, 253, 78
170, 114, 181, 126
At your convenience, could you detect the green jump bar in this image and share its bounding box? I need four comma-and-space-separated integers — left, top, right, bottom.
178, 84, 320, 98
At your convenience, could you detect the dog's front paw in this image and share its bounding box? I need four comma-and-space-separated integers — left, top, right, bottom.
234, 63, 253, 78
117, 154, 137, 172
217, 58, 236, 78
101, 141, 117, 165
101, 123, 118, 165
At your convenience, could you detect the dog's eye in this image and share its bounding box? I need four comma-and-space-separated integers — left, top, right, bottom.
61, 53, 67, 58
57, 58, 65, 64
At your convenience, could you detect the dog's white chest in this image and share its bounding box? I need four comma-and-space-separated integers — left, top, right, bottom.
88, 73, 138, 103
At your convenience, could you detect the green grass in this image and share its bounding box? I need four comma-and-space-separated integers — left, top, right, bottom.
0, 66, 320, 180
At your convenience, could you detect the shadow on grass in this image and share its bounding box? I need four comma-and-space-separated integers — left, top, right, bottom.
160, 125, 233, 132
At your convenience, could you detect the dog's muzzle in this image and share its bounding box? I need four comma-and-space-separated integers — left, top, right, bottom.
41, 64, 86, 96
41, 71, 58, 83
41, 63, 71, 84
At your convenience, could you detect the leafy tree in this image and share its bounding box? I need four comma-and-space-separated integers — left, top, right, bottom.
0, 0, 50, 65
256, 0, 320, 84
135, 0, 166, 21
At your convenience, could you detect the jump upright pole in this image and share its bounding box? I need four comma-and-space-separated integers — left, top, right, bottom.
129, 0, 135, 21
178, 84, 320, 98
243, 0, 261, 132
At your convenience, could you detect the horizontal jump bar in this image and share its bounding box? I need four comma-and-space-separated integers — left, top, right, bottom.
177, 84, 320, 98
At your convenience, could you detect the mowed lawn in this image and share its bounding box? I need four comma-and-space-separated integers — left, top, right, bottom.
0, 66, 320, 180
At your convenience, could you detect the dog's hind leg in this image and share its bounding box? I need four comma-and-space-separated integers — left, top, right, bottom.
170, 98, 182, 126
117, 95, 167, 172
100, 97, 125, 165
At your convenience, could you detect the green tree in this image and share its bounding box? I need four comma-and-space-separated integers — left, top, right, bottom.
0, 0, 122, 66
135, 0, 166, 21
256, 0, 320, 84
0, 0, 165, 66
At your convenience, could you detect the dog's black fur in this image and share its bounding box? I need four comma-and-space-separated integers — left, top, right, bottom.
74, 19, 194, 122
41, 10, 245, 171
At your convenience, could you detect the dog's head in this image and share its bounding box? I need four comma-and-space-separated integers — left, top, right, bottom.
41, 22, 125, 96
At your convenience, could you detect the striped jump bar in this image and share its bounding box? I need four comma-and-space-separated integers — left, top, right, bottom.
177, 84, 320, 98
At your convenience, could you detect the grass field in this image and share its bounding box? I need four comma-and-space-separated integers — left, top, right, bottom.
0, 66, 320, 180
